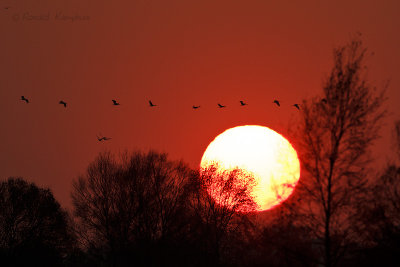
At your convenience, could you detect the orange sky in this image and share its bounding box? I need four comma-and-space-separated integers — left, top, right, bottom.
1, 0, 399, 209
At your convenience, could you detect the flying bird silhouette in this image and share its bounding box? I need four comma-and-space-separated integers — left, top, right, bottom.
240, 101, 247, 106
97, 135, 111, 141
192, 105, 200, 109
293, 104, 300, 110
149, 100, 157, 107
20, 96, 29, 103
112, 99, 120, 105
273, 100, 280, 107
218, 103, 226, 108
59, 100, 67, 108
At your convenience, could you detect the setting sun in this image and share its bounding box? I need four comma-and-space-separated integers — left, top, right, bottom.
200, 125, 300, 212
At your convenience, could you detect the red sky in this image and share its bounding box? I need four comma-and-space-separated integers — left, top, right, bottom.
1, 0, 399, 209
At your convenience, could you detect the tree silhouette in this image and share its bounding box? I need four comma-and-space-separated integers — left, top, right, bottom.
0, 177, 72, 266
353, 120, 400, 266
190, 164, 258, 265
71, 150, 197, 266
291, 37, 386, 267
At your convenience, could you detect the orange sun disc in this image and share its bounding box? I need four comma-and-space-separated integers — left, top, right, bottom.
200, 125, 300, 212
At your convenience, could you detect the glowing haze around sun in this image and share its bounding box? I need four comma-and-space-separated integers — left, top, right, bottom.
200, 125, 300, 212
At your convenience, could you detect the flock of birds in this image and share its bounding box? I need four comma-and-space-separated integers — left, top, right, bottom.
19, 95, 302, 141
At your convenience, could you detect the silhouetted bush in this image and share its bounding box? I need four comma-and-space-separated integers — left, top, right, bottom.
0, 177, 72, 266
351, 120, 400, 266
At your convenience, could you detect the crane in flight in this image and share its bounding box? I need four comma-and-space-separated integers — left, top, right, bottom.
59, 100, 67, 108
97, 134, 112, 141
21, 96, 29, 103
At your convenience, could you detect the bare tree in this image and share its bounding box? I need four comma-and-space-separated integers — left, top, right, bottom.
71, 150, 195, 266
292, 37, 386, 267
190, 164, 258, 265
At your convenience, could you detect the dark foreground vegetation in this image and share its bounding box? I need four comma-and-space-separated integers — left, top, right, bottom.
2, 38, 400, 267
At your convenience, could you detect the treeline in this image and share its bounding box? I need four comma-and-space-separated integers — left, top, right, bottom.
0, 151, 262, 267
0, 141, 400, 266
